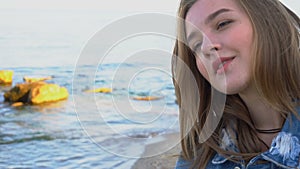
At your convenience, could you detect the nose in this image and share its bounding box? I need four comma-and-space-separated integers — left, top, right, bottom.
201, 34, 221, 57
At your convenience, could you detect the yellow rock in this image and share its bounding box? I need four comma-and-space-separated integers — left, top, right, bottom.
29, 83, 69, 104
4, 82, 69, 105
132, 96, 164, 101
11, 102, 24, 107
23, 76, 52, 83
85, 87, 112, 93
4, 82, 46, 102
0, 70, 13, 84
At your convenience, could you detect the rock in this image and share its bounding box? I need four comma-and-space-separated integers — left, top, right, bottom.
4, 82, 69, 104
11, 102, 24, 107
132, 96, 164, 101
29, 83, 68, 104
84, 87, 112, 93
23, 76, 52, 83
0, 70, 13, 85
4, 82, 45, 103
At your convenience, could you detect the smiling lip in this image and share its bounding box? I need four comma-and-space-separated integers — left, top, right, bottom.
213, 57, 235, 74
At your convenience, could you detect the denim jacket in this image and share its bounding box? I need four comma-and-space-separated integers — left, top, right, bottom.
175, 108, 300, 169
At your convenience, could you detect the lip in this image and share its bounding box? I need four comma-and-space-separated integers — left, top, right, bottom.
213, 56, 235, 74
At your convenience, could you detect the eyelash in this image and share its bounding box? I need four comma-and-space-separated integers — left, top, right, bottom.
192, 41, 202, 53
217, 20, 232, 30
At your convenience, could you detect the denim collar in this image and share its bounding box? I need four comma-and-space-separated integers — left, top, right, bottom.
212, 107, 300, 168
262, 107, 300, 168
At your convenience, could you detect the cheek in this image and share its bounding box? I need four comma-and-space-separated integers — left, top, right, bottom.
195, 57, 209, 81
228, 23, 253, 53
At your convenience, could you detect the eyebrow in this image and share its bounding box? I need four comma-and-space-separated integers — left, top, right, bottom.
205, 8, 232, 25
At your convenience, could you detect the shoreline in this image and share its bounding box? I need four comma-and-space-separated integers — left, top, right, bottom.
131, 133, 181, 169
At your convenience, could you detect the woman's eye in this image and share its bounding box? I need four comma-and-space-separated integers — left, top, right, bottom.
192, 42, 202, 53
217, 20, 232, 30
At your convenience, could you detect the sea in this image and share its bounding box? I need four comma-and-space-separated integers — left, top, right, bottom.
0, 8, 180, 168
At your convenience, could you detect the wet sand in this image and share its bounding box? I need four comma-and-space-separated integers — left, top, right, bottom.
132, 133, 181, 169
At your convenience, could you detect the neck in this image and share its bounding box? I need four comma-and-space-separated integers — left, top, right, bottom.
238, 84, 284, 130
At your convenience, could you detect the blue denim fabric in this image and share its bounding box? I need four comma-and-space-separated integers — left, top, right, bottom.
175, 108, 300, 169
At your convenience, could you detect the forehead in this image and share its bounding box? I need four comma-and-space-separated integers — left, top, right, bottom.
185, 0, 240, 27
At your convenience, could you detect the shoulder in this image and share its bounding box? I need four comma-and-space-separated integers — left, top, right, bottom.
261, 109, 300, 168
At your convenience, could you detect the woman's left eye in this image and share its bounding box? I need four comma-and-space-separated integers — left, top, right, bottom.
217, 20, 232, 30
193, 42, 202, 52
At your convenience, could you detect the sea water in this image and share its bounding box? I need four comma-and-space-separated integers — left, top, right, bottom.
0, 9, 179, 168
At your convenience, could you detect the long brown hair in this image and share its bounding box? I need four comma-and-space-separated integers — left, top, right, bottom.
172, 0, 300, 168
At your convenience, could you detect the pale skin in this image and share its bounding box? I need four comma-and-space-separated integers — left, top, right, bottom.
185, 0, 284, 150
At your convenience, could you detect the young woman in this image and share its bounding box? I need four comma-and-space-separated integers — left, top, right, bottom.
172, 0, 300, 168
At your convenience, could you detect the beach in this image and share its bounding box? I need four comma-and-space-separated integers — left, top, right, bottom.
132, 133, 181, 169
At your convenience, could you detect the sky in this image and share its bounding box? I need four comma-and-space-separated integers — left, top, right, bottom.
0, 0, 299, 68
0, 0, 179, 13
280, 0, 300, 15
0, 0, 298, 14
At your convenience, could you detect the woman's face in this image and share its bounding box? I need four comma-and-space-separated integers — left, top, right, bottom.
185, 0, 254, 94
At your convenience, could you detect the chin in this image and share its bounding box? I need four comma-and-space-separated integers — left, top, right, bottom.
212, 84, 243, 95
211, 76, 251, 95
